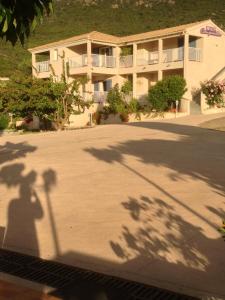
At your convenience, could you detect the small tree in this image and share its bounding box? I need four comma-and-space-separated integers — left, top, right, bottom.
201, 80, 225, 107
0, 73, 92, 130
106, 83, 126, 114
0, 74, 56, 120
51, 76, 92, 129
148, 75, 187, 112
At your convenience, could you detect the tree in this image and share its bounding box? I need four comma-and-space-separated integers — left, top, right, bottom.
0, 73, 92, 130
0, 73, 57, 119
51, 76, 92, 129
148, 75, 187, 112
0, 0, 53, 44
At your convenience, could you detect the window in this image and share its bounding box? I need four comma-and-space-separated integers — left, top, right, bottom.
53, 49, 58, 61
94, 81, 100, 92
189, 37, 197, 48
103, 79, 112, 92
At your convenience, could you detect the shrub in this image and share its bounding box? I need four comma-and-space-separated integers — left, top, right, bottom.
128, 98, 141, 113
148, 76, 187, 112
119, 112, 129, 122
0, 114, 9, 130
92, 111, 102, 125
201, 80, 225, 107
106, 84, 126, 114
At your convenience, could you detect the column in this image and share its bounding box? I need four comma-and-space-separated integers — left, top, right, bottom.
87, 40, 92, 99
184, 34, 189, 79
184, 34, 191, 99
87, 40, 92, 67
158, 39, 163, 82
32, 53, 37, 76
115, 46, 120, 86
133, 43, 137, 67
158, 39, 163, 64
158, 70, 163, 81
133, 73, 137, 98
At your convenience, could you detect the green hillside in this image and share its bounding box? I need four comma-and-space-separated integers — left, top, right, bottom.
1, 0, 225, 77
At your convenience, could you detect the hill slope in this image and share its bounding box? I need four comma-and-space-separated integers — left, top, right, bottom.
1, 0, 225, 77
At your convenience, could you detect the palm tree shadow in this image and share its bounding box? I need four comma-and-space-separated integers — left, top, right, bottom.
84, 121, 225, 296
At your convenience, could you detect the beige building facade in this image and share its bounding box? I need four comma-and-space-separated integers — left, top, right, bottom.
29, 19, 225, 119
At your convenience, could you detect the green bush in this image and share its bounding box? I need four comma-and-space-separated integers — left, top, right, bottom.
106, 84, 126, 114
128, 98, 141, 113
148, 76, 187, 112
0, 114, 9, 130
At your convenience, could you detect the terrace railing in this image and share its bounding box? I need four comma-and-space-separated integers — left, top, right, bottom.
93, 91, 108, 103
68, 54, 88, 68
162, 47, 184, 63
92, 54, 116, 68
120, 55, 133, 68
137, 51, 159, 66
189, 47, 202, 62
36, 61, 50, 72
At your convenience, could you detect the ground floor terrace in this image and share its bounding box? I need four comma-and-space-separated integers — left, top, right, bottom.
0, 113, 225, 299
71, 68, 184, 104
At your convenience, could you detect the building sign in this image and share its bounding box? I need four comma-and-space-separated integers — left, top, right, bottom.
200, 26, 222, 37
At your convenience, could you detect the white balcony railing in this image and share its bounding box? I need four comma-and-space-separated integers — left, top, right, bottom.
163, 47, 184, 63
137, 51, 159, 66
189, 47, 201, 62
93, 91, 108, 103
92, 54, 116, 68
36, 60, 50, 72
120, 55, 133, 68
68, 54, 88, 68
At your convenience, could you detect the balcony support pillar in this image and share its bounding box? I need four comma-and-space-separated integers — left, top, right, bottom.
158, 70, 163, 81
87, 40, 92, 67
32, 53, 37, 76
158, 39, 163, 82
184, 33, 189, 78
133, 43, 137, 68
133, 73, 137, 98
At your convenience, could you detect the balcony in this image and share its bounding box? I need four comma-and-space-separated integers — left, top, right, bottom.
137, 51, 159, 66
189, 47, 201, 62
92, 54, 116, 68
120, 55, 133, 68
93, 91, 108, 103
68, 54, 88, 68
162, 47, 184, 63
36, 61, 50, 72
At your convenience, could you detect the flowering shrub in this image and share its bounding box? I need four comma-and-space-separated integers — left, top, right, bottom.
201, 80, 225, 107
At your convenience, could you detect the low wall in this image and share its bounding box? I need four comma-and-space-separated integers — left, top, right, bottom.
180, 98, 190, 114
202, 107, 225, 115
100, 112, 188, 125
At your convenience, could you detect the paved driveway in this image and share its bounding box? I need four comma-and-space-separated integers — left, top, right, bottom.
0, 114, 225, 299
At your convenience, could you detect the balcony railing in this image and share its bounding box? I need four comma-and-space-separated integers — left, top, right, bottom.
120, 55, 133, 68
68, 54, 88, 68
92, 54, 116, 68
137, 51, 159, 66
163, 47, 184, 63
36, 61, 50, 72
189, 47, 201, 62
93, 91, 108, 103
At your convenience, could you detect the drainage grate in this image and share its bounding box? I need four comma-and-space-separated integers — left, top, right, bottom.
0, 249, 199, 300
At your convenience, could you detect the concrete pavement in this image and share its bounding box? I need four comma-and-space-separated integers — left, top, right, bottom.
0, 113, 225, 299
